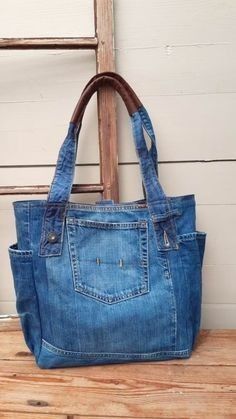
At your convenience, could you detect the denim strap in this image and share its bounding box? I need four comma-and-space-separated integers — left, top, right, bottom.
131, 112, 179, 251
39, 111, 178, 256
80, 72, 158, 173
39, 123, 79, 256
139, 106, 158, 175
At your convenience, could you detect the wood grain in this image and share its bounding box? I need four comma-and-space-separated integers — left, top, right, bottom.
0, 414, 69, 419
0, 37, 97, 50
0, 317, 20, 332
0, 183, 103, 195
0, 324, 235, 365
95, 0, 119, 201
0, 321, 235, 418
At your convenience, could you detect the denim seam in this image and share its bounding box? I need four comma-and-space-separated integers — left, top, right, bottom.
13, 196, 195, 211
178, 250, 192, 349
178, 232, 207, 242
28, 203, 43, 362
9, 245, 33, 258
27, 201, 30, 249
162, 255, 177, 351
72, 288, 149, 304
66, 218, 147, 229
139, 223, 149, 290
42, 339, 190, 359
157, 256, 168, 270
68, 205, 148, 212
151, 209, 181, 222
66, 229, 78, 293
168, 258, 177, 351
32, 259, 43, 362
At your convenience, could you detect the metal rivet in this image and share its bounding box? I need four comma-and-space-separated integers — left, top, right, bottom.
163, 230, 170, 247
47, 232, 58, 243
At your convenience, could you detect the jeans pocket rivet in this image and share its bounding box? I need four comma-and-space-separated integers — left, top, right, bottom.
47, 232, 58, 243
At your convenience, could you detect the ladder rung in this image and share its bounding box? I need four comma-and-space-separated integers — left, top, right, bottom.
0, 184, 104, 195
0, 37, 98, 50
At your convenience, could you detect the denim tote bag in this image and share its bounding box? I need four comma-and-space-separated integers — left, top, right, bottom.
8, 72, 206, 369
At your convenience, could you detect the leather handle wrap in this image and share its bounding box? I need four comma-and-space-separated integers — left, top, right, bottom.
70, 74, 142, 125
82, 71, 142, 108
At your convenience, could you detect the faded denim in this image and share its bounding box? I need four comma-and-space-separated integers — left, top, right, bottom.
9, 105, 206, 369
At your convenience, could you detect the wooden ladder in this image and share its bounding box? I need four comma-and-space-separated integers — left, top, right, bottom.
0, 0, 119, 202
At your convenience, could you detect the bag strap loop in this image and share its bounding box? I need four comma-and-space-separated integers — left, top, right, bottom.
79, 72, 158, 175
39, 73, 178, 257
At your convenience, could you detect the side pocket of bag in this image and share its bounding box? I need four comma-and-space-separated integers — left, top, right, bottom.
178, 231, 206, 349
196, 232, 206, 268
8, 244, 41, 356
193, 232, 206, 346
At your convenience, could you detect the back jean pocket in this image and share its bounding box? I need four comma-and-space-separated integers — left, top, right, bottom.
66, 218, 149, 304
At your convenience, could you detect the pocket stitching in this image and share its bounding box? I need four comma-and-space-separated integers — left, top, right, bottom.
67, 220, 149, 304
9, 244, 33, 258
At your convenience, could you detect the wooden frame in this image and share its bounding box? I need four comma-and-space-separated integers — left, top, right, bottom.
0, 0, 119, 201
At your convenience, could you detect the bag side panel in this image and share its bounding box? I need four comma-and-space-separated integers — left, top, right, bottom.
174, 198, 206, 349
9, 244, 41, 357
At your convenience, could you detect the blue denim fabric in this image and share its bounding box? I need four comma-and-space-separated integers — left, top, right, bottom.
9, 105, 206, 369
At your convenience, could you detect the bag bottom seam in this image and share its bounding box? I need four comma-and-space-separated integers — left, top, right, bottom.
41, 338, 190, 359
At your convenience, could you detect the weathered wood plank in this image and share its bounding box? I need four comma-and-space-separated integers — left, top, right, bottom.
0, 317, 20, 332
1, 416, 162, 419
0, 328, 235, 366
0, 362, 235, 388
0, 415, 148, 419
0, 37, 97, 50
156, 329, 236, 366
0, 327, 235, 417
0, 414, 68, 419
95, 0, 119, 201
0, 184, 103, 195
0, 381, 235, 417
0, 330, 34, 361
0, 364, 235, 416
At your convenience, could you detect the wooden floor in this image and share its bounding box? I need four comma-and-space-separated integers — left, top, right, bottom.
0, 318, 235, 418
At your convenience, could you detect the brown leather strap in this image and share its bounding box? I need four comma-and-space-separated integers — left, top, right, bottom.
82, 71, 142, 109
70, 75, 142, 125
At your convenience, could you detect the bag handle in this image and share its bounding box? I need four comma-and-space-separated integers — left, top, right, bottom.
71, 73, 158, 178
81, 71, 142, 115
39, 74, 179, 257
71, 75, 141, 125
79, 71, 158, 174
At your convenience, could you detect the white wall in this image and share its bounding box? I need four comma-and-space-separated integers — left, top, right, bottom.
0, 0, 236, 327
